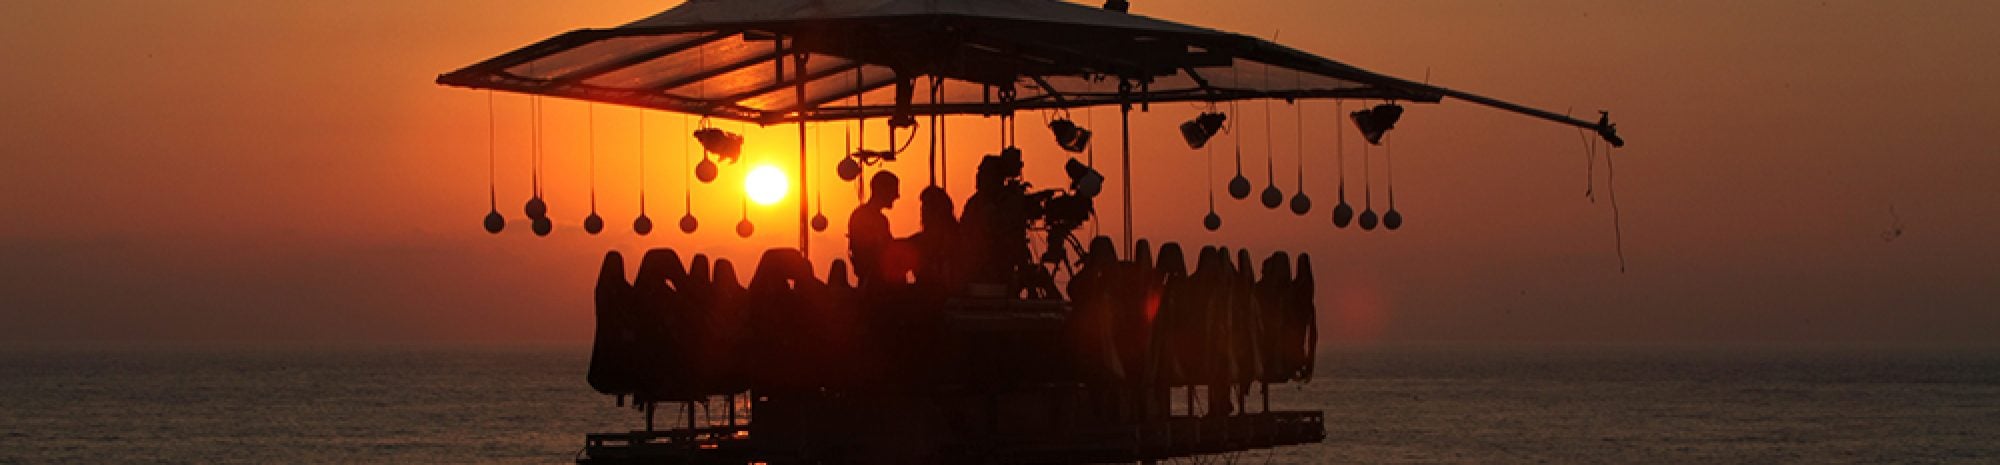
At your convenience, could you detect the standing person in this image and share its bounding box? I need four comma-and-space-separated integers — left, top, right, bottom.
848, 171, 901, 288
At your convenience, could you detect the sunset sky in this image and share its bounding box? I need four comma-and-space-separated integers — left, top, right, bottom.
2, 0, 1994, 346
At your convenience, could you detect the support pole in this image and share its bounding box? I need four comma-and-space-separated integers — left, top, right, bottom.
795, 53, 811, 255
1120, 81, 1134, 253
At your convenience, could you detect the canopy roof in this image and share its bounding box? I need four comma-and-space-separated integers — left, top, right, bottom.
438, 0, 1617, 142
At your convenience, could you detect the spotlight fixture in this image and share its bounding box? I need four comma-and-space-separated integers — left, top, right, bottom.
1049, 119, 1092, 153
1349, 103, 1404, 145
693, 127, 744, 163
1179, 112, 1227, 149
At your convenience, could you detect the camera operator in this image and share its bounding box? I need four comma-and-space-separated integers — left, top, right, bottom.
959, 149, 1032, 296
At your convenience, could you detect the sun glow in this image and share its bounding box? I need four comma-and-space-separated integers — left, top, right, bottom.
744, 165, 789, 206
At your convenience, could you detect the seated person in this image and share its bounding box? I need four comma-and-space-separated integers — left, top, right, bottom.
906, 186, 960, 290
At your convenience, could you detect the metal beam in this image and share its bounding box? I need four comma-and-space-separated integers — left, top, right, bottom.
797, 73, 900, 111
643, 44, 791, 95
549, 31, 740, 86
715, 61, 864, 106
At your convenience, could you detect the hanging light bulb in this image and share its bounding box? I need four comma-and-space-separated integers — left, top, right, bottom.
836, 157, 862, 182
678, 212, 698, 234
1289, 96, 1311, 215
1332, 101, 1354, 228
533, 216, 554, 236
810, 185, 830, 232
634, 214, 654, 235
1260, 183, 1283, 209
1228, 147, 1251, 199
483, 210, 505, 234
1359, 208, 1378, 231
1332, 195, 1354, 228
1383, 206, 1403, 230
1204, 209, 1222, 231
677, 180, 696, 234
482, 91, 504, 234
525, 197, 547, 221
696, 155, 719, 184
734, 198, 753, 238
584, 103, 603, 235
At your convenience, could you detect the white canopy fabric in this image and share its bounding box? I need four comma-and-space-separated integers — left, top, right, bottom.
438, 0, 1614, 139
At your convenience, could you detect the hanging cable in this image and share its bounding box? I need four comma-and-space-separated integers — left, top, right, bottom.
1577, 126, 1598, 202
1332, 99, 1353, 228
585, 103, 604, 234
679, 114, 698, 234
1258, 64, 1282, 209
1289, 72, 1311, 216
1359, 127, 1377, 231
1604, 140, 1627, 273
1384, 133, 1402, 230
634, 110, 655, 235
483, 91, 504, 234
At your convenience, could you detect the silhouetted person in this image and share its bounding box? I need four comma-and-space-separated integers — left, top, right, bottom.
827, 258, 854, 292
960, 149, 1031, 295
707, 258, 747, 393
849, 171, 901, 288
632, 248, 692, 402
908, 186, 961, 290
1147, 242, 1187, 419
589, 251, 637, 401
1068, 236, 1123, 383
1294, 253, 1319, 381
1255, 251, 1293, 412
1231, 248, 1262, 410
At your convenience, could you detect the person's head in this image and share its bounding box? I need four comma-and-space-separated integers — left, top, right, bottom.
919, 186, 954, 228
868, 171, 901, 208
975, 149, 1024, 191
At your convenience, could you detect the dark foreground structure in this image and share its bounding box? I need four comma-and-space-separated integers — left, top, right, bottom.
438, 0, 1624, 462
583, 245, 1321, 464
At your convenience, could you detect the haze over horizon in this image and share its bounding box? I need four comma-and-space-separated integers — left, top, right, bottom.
3, 0, 1995, 346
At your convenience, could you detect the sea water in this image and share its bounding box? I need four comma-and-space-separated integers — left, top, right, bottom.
3, 346, 1996, 464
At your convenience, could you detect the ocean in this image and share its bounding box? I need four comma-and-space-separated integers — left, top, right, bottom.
3, 346, 1996, 464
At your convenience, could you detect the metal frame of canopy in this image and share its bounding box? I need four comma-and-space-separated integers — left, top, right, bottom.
437, 1, 1624, 253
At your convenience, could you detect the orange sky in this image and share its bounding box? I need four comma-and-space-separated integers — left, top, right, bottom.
2, 0, 1996, 346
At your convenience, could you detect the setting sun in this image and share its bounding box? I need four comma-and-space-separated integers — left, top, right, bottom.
744, 165, 789, 206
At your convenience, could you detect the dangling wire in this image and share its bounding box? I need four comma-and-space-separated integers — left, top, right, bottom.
1336, 99, 1345, 189
929, 77, 938, 187
1294, 71, 1306, 193
1361, 132, 1372, 208
682, 115, 693, 212
1386, 133, 1396, 208
1577, 125, 1598, 202
487, 91, 497, 210
1263, 66, 1278, 191
588, 103, 598, 212
637, 110, 647, 215
1604, 139, 1627, 273
530, 95, 541, 199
